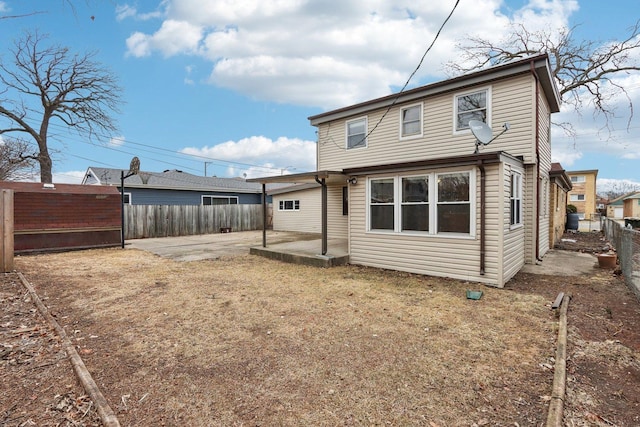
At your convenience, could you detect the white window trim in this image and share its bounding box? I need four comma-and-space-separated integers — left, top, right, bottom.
399, 102, 423, 140
453, 86, 492, 135
345, 116, 368, 150
570, 194, 585, 202
278, 199, 300, 211
570, 175, 586, 183
201, 195, 239, 205
510, 171, 523, 229
123, 192, 132, 205
366, 169, 476, 238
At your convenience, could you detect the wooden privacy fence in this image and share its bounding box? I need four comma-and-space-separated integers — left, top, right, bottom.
124, 204, 267, 239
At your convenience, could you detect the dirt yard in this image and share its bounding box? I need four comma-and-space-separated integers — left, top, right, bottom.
2, 231, 639, 426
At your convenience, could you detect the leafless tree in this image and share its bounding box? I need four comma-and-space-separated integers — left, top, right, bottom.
0, 31, 122, 183
0, 137, 37, 181
602, 181, 640, 201
446, 21, 640, 136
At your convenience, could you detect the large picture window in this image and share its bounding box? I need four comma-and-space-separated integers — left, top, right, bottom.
368, 171, 473, 236
400, 104, 422, 139
455, 89, 489, 132
510, 172, 522, 226
346, 117, 367, 149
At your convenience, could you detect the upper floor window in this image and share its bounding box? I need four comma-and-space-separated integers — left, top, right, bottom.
202, 195, 238, 205
279, 200, 300, 211
400, 104, 422, 139
455, 88, 490, 132
570, 175, 585, 183
570, 194, 585, 202
346, 117, 367, 149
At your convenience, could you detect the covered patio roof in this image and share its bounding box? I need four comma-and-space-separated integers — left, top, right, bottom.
247, 171, 347, 257
246, 170, 347, 185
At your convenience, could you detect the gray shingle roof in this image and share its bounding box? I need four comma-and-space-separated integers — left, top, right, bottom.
83, 167, 284, 193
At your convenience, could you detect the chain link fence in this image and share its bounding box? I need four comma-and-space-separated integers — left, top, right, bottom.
602, 218, 640, 298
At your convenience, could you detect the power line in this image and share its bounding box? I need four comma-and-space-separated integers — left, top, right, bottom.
44, 121, 293, 173
357, 0, 461, 146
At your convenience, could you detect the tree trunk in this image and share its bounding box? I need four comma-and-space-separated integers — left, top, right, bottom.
38, 116, 52, 183
38, 154, 52, 183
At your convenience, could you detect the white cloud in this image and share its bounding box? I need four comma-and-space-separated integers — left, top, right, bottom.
127, 20, 203, 58
116, 4, 163, 21
511, 0, 577, 31
0, 2, 8, 13
115, 4, 137, 21
180, 135, 316, 177
53, 170, 86, 184
109, 135, 126, 147
550, 142, 582, 167
126, 0, 540, 108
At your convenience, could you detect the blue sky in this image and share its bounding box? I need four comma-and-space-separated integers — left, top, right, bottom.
1, 0, 639, 193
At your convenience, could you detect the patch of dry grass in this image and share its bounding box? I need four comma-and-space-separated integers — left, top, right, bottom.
17, 249, 557, 426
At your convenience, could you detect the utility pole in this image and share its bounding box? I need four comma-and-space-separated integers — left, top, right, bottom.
204, 162, 213, 177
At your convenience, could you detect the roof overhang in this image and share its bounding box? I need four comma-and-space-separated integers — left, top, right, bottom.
343, 151, 522, 176
247, 170, 347, 186
309, 54, 560, 126
549, 167, 572, 192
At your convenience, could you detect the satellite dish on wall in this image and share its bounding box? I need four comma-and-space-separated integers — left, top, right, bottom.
469, 120, 493, 145
469, 120, 511, 153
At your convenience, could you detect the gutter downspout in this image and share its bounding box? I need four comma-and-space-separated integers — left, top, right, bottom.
314, 175, 328, 255
531, 60, 542, 262
478, 160, 486, 275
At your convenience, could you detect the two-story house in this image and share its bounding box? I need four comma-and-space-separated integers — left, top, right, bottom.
566, 169, 598, 220
250, 54, 560, 287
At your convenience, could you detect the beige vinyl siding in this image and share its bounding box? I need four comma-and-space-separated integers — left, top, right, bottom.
327, 185, 348, 239
348, 166, 506, 286
523, 164, 537, 263
272, 188, 321, 233
317, 75, 536, 171
502, 161, 526, 282
537, 86, 552, 258
480, 163, 502, 284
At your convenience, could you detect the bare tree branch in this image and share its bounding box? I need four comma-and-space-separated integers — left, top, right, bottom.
0, 136, 38, 181
0, 30, 123, 183
445, 21, 640, 136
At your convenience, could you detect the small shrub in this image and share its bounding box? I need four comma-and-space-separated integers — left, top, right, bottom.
567, 204, 578, 214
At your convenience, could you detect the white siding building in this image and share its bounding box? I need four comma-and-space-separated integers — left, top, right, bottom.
251, 54, 561, 287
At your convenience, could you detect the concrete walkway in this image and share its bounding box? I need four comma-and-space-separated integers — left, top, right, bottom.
128, 230, 600, 276
520, 249, 599, 276
126, 230, 321, 262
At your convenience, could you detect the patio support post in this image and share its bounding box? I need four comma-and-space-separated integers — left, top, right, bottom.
315, 176, 327, 255
262, 183, 267, 248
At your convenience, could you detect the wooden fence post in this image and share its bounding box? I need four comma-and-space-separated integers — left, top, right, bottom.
1, 189, 14, 272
